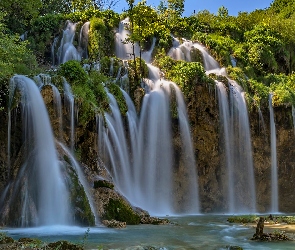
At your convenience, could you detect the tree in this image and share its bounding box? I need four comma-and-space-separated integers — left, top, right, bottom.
168, 0, 185, 16
0, 0, 41, 33
39, 0, 71, 15
218, 6, 229, 18
92, 0, 120, 10
0, 13, 38, 110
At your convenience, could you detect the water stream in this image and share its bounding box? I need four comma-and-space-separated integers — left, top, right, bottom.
4, 215, 295, 249
269, 94, 279, 213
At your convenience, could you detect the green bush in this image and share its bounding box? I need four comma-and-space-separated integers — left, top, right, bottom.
59, 60, 88, 84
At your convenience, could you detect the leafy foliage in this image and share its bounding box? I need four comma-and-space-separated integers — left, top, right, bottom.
0, 14, 38, 110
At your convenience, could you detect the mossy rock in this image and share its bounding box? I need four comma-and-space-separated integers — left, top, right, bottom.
48, 240, 83, 250
0, 235, 14, 244
190, 47, 203, 64
64, 162, 95, 226
227, 215, 259, 224
226, 246, 243, 250
103, 198, 140, 225
93, 179, 114, 189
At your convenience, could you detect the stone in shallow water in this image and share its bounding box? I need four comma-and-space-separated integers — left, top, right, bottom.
102, 219, 126, 228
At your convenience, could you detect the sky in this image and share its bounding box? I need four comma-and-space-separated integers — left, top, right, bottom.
113, 0, 274, 17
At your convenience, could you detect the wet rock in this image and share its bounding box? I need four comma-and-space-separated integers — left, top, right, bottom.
0, 235, 14, 244
48, 240, 83, 250
140, 216, 169, 225
251, 216, 291, 241
102, 219, 126, 228
93, 179, 114, 189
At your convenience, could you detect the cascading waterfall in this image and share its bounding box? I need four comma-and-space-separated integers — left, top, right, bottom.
99, 23, 200, 215
57, 20, 81, 65
57, 141, 98, 224
5, 75, 71, 226
79, 21, 90, 60
178, 40, 257, 213
35, 74, 63, 140
63, 79, 75, 151
216, 81, 234, 212
99, 61, 199, 214
269, 93, 279, 213
2, 75, 96, 227
115, 18, 141, 60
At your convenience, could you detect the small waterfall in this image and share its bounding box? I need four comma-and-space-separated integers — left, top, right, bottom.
6, 75, 71, 226
115, 18, 140, 60
269, 94, 279, 213
36, 74, 63, 140
216, 81, 234, 212
57, 21, 81, 65
57, 142, 98, 224
51, 37, 59, 66
63, 80, 75, 151
292, 105, 295, 135
79, 21, 90, 60
194, 42, 256, 213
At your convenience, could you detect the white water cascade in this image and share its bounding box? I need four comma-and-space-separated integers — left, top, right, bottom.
100, 22, 200, 215
6, 75, 71, 226
269, 94, 279, 213
99, 64, 199, 215
63, 79, 75, 151
174, 40, 257, 213
57, 20, 81, 65
115, 18, 141, 60
79, 21, 90, 60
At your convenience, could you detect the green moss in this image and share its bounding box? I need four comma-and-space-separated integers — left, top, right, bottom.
93, 180, 114, 189
227, 215, 260, 224
48, 240, 83, 250
0, 231, 14, 244
68, 167, 95, 226
103, 198, 140, 225
107, 82, 128, 115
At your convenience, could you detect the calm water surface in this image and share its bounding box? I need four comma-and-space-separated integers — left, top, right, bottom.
4, 215, 295, 249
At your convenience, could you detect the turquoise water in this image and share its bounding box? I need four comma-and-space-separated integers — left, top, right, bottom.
4, 215, 295, 249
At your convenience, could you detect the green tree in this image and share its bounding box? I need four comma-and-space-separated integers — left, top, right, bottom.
218, 6, 229, 17
0, 13, 38, 109
168, 0, 185, 16
0, 0, 42, 33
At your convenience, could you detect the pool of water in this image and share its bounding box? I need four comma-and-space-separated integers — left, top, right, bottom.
4, 215, 295, 249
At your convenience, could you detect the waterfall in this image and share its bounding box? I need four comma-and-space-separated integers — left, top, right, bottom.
6, 75, 71, 226
63, 79, 75, 151
194, 42, 256, 213
57, 142, 98, 224
115, 18, 140, 60
269, 94, 279, 213
79, 21, 90, 60
57, 21, 81, 65
216, 81, 234, 212
98, 61, 199, 214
